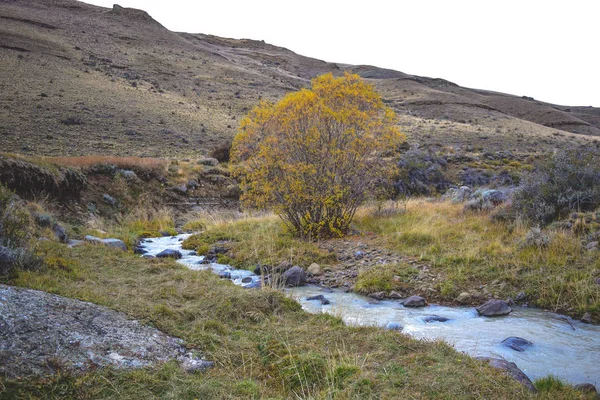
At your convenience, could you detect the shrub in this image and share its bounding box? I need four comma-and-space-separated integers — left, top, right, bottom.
512, 149, 600, 225
395, 149, 450, 196
0, 184, 31, 248
232, 73, 405, 239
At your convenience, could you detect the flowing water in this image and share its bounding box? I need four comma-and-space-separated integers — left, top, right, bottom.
141, 235, 600, 386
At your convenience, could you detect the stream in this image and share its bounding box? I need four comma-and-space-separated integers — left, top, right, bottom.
140, 234, 600, 386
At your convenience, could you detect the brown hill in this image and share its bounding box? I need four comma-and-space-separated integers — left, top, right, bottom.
1, 0, 599, 158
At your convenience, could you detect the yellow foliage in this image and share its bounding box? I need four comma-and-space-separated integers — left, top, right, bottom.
232, 73, 405, 239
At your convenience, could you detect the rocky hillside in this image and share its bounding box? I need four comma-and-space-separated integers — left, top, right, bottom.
1, 0, 599, 158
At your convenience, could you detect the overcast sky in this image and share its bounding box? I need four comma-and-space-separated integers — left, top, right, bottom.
82, 0, 599, 107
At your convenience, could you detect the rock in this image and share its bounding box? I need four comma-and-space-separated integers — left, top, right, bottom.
307, 263, 323, 276
456, 292, 471, 304
241, 276, 253, 284
67, 239, 84, 248
368, 291, 386, 300
87, 203, 97, 213
133, 247, 147, 255
84, 235, 127, 251
402, 295, 427, 307
172, 184, 187, 194
385, 322, 403, 331
389, 290, 403, 299
585, 241, 599, 251
103, 194, 117, 207
477, 357, 536, 392
219, 271, 231, 279
306, 294, 331, 305
501, 337, 533, 352
282, 266, 307, 287
596, 277, 600, 286
0, 246, 16, 270
476, 299, 512, 317
354, 251, 365, 259
574, 383, 597, 395
480, 189, 508, 205
0, 284, 213, 378
442, 186, 472, 203
581, 312, 592, 324
52, 223, 68, 243
197, 157, 219, 166
156, 249, 183, 259
118, 170, 138, 181
424, 315, 450, 323
515, 291, 527, 302
186, 180, 198, 190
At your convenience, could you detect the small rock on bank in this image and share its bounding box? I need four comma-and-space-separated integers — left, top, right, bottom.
476, 299, 512, 317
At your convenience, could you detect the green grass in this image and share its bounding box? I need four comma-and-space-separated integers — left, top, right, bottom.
182, 214, 336, 270
354, 200, 600, 321
354, 263, 418, 295
0, 239, 571, 399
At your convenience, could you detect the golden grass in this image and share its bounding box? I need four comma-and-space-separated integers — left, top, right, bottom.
46, 156, 168, 172
355, 200, 600, 320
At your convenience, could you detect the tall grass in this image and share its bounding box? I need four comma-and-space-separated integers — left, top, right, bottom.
46, 156, 168, 173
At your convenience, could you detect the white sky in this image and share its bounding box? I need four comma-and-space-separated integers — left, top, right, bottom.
82, 0, 599, 107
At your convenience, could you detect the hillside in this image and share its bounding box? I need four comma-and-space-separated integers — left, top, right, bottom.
1, 0, 599, 159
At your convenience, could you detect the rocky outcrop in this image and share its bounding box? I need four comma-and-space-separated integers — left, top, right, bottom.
0, 285, 212, 378
476, 299, 512, 317
477, 357, 536, 392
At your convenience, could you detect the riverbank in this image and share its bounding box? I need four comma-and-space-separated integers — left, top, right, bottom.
181, 200, 600, 323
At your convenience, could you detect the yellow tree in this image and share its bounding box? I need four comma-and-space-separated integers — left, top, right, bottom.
231, 73, 405, 239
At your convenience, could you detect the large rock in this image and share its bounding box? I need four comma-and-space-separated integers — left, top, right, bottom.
476, 299, 512, 317
442, 186, 473, 203
501, 337, 533, 352
424, 315, 450, 323
84, 235, 127, 251
282, 266, 307, 287
574, 383, 597, 395
456, 292, 471, 304
402, 295, 427, 307
477, 357, 536, 392
156, 249, 183, 259
0, 284, 213, 378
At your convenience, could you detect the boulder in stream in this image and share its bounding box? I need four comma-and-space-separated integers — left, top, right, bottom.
477, 357, 536, 392
501, 337, 533, 352
476, 299, 512, 317
156, 249, 183, 259
306, 294, 331, 305
282, 266, 307, 287
424, 315, 450, 323
402, 295, 427, 307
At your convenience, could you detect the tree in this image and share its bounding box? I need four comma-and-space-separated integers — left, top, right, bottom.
231, 73, 405, 239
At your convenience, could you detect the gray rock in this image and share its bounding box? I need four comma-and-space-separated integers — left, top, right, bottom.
87, 203, 97, 213
307, 263, 322, 276
585, 241, 599, 250
574, 383, 597, 395
103, 194, 117, 207
282, 266, 307, 287
581, 312, 592, 324
501, 337, 533, 352
515, 291, 527, 302
442, 186, 472, 203
156, 249, 183, 259
388, 290, 403, 299
0, 284, 212, 378
178, 352, 214, 373
424, 315, 450, 323
0, 246, 16, 270
476, 299, 512, 317
477, 357, 536, 392
596, 277, 600, 286
354, 251, 365, 259
306, 294, 331, 305
118, 170, 138, 181
67, 239, 84, 248
84, 236, 127, 251
402, 295, 427, 307
385, 322, 403, 331
368, 291, 386, 300
172, 184, 188, 194
456, 292, 471, 304
52, 223, 68, 243
133, 246, 147, 254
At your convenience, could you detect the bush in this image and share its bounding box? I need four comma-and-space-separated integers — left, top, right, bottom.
232, 73, 405, 239
512, 149, 600, 225
395, 149, 450, 196
0, 184, 31, 248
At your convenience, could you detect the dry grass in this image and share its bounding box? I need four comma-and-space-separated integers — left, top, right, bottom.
46, 156, 168, 173
354, 200, 600, 320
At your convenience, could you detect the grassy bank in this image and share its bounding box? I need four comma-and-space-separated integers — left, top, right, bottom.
354, 200, 600, 321
3, 239, 589, 399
